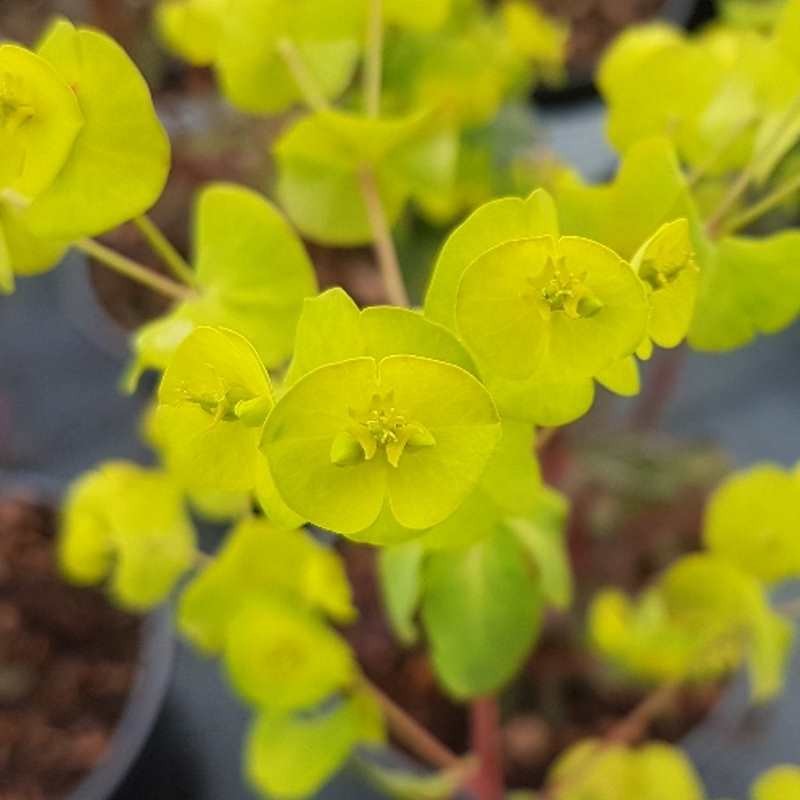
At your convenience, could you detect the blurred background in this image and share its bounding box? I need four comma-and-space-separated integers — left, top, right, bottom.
3, 1, 800, 799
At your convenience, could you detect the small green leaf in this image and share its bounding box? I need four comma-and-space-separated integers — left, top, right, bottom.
421, 528, 543, 698
0, 43, 84, 199
704, 464, 800, 584
0, 200, 67, 287
752, 766, 800, 800
274, 109, 439, 245
246, 694, 368, 800
379, 541, 424, 645
25, 20, 170, 239
60, 461, 195, 610
224, 596, 356, 711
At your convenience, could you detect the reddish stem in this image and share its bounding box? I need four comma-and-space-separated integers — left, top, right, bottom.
468, 697, 505, 800
631, 345, 687, 431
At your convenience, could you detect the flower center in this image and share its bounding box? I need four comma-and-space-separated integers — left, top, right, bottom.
536, 257, 604, 320
638, 257, 687, 291
0, 73, 35, 134
330, 392, 435, 468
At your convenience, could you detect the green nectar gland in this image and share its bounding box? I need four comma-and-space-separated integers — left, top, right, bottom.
330, 391, 436, 469
536, 256, 605, 320
638, 255, 689, 292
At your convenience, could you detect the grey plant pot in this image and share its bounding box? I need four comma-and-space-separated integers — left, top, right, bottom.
0, 471, 175, 800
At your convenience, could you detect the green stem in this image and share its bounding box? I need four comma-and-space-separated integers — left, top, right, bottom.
133, 215, 196, 286
365, 0, 384, 118
720, 170, 800, 235
74, 239, 194, 302
359, 169, 410, 306
276, 37, 330, 114
706, 95, 800, 237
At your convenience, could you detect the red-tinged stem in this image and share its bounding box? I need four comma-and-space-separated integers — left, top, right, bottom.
469, 697, 505, 800
630, 345, 687, 431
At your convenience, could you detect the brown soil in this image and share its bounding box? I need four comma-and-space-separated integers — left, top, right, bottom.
0, 494, 141, 800
534, 0, 671, 73
344, 433, 728, 790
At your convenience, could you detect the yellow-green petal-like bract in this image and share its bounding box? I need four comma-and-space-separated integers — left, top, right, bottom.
262, 355, 501, 538
752, 766, 800, 800
0, 44, 83, 199
25, 20, 170, 239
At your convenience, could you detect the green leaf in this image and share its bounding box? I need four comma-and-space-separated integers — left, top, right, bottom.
689, 231, 800, 351
0, 44, 84, 199
425, 189, 560, 331
246, 693, 376, 800
752, 766, 800, 800
274, 109, 440, 245
596, 356, 641, 397
547, 741, 706, 800
378, 541, 424, 645
25, 20, 170, 239
60, 461, 195, 610
155, 0, 227, 66
155, 326, 273, 493
501, 1, 568, 80
262, 355, 500, 539
456, 235, 648, 382
703, 463, 800, 584
507, 492, 572, 610
224, 596, 356, 711
421, 528, 543, 698
179, 517, 355, 653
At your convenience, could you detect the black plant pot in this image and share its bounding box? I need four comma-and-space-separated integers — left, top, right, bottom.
0, 470, 175, 800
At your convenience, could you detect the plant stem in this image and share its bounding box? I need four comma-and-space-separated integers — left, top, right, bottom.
630, 345, 687, 431
74, 239, 194, 302
364, 0, 384, 118
133, 215, 196, 286
706, 95, 800, 237
359, 169, 410, 307
720, 170, 800, 235
469, 697, 505, 800
276, 38, 330, 114
363, 678, 461, 770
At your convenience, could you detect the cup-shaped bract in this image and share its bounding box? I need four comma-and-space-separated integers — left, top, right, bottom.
0, 44, 83, 199
155, 0, 227, 66
179, 517, 355, 654
547, 741, 706, 800
591, 554, 793, 702
703, 464, 800, 584
224, 597, 356, 712
456, 235, 648, 383
632, 218, 700, 349
155, 326, 273, 494
60, 461, 196, 610
23, 20, 170, 240
261, 355, 501, 539
752, 766, 800, 800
